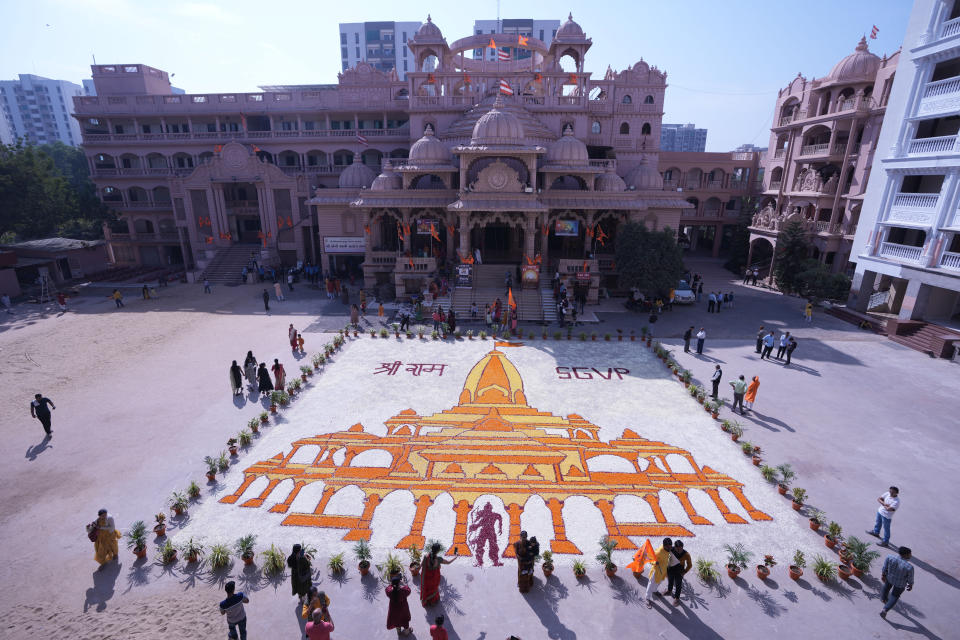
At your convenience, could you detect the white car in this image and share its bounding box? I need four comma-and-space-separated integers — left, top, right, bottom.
673, 281, 696, 304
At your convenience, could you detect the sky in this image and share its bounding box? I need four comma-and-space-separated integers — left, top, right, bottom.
0, 0, 914, 152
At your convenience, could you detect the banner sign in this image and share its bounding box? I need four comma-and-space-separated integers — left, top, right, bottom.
323, 236, 365, 253
455, 263, 473, 288
416, 219, 440, 235
554, 219, 579, 237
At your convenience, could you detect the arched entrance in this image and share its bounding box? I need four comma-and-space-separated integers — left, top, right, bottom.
747, 237, 774, 275
223, 182, 262, 243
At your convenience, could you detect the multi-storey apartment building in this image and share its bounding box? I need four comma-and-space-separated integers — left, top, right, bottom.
660, 123, 708, 152
0, 74, 85, 146
848, 0, 960, 341
749, 38, 899, 278
339, 21, 423, 79
471, 19, 560, 62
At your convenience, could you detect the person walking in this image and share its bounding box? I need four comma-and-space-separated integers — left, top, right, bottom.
287, 544, 313, 603
350, 304, 360, 327
243, 355, 257, 391
665, 540, 692, 607
430, 615, 448, 640
776, 331, 790, 360
229, 361, 243, 397
696, 282, 703, 302
88, 508, 121, 567
262, 289, 270, 312
513, 530, 540, 593
645, 538, 673, 607
868, 486, 900, 547
755, 326, 765, 354
729, 375, 748, 414
683, 326, 693, 353
273, 281, 284, 302
30, 393, 56, 437
219, 581, 249, 640
695, 327, 706, 355
385, 574, 412, 637
257, 363, 273, 396
706, 292, 716, 314
271, 358, 286, 391
879, 546, 914, 619
420, 543, 457, 607
726, 291, 734, 309
112, 289, 124, 308
297, 332, 305, 354
203, 279, 212, 294
744, 376, 760, 412
760, 331, 775, 360
710, 365, 722, 400
785, 336, 798, 366
804, 301, 813, 323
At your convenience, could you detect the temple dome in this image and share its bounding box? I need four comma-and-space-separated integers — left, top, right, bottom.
471, 97, 525, 145
546, 125, 588, 165
458, 349, 527, 406
556, 13, 584, 39
827, 37, 881, 83
338, 152, 376, 189
409, 125, 450, 163
370, 160, 401, 190
625, 157, 663, 190
415, 15, 443, 40
595, 165, 626, 192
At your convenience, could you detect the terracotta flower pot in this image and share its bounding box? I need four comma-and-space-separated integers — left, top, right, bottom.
756, 565, 770, 580
809, 519, 819, 531
789, 566, 803, 580
591, 336, 596, 341
605, 336, 611, 341
543, 565, 554, 578
838, 564, 852, 580
358, 562, 370, 576
229, 446, 238, 456
618, 336, 623, 341
630, 336, 635, 341
206, 472, 216, 482
839, 551, 852, 565
301, 374, 307, 382
134, 546, 147, 559
727, 564, 741, 579
164, 551, 178, 565
242, 554, 254, 566
752, 455, 761, 466
251, 424, 259, 434
270, 404, 277, 414
850, 565, 863, 578
777, 484, 788, 495
791, 500, 803, 511
307, 370, 313, 376
605, 564, 617, 577
731, 434, 740, 442
574, 569, 586, 580
172, 506, 184, 516
261, 415, 269, 423
825, 537, 837, 550
353, 331, 358, 337
154, 525, 166, 537
187, 553, 199, 564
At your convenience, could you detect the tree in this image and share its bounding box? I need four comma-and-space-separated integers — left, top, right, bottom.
773, 220, 812, 294
615, 222, 684, 297
724, 196, 758, 275
795, 260, 851, 300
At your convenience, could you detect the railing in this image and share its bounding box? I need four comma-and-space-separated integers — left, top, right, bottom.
941, 16, 960, 39
924, 74, 960, 99
773, 148, 786, 159
892, 192, 939, 208
663, 180, 678, 189
839, 98, 856, 111
907, 135, 958, 154
684, 180, 701, 190
843, 224, 857, 236
704, 206, 722, 217
767, 180, 782, 191
83, 128, 409, 144
800, 143, 829, 156
940, 251, 960, 270
398, 256, 436, 273
708, 180, 724, 189
868, 290, 890, 310
879, 242, 923, 262
832, 143, 849, 155
779, 114, 795, 126
814, 221, 831, 232
588, 159, 616, 170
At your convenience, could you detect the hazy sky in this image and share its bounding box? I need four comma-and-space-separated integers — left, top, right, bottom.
1, 0, 913, 151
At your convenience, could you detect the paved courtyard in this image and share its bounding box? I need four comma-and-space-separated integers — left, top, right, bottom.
0, 258, 956, 639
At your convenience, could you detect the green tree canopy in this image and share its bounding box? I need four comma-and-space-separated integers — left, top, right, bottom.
773, 219, 811, 294
614, 222, 684, 296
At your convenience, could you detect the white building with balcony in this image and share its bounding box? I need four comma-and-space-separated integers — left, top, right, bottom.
849, 0, 960, 347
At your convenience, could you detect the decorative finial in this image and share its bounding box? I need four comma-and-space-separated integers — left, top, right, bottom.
568, 12, 573, 21
424, 123, 435, 136
856, 35, 868, 51
427, 14, 432, 23
493, 93, 505, 108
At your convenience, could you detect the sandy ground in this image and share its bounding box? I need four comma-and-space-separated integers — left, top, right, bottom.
0, 265, 956, 639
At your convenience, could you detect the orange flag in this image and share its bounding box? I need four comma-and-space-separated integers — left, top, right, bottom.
517, 34, 529, 47
626, 539, 657, 574
429, 223, 440, 242
568, 73, 578, 84
364, 224, 371, 235
541, 224, 549, 236
535, 72, 543, 83
277, 217, 285, 228
408, 257, 415, 268
508, 287, 517, 310
403, 222, 412, 237
582, 260, 589, 271
205, 236, 213, 244
214, 144, 223, 153
464, 73, 471, 85
286, 216, 294, 227
488, 37, 497, 49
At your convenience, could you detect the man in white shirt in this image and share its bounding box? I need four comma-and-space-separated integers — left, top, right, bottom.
867, 486, 900, 546
776, 332, 790, 359
696, 328, 706, 354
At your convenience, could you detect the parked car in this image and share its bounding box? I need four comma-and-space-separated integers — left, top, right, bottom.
673, 281, 696, 304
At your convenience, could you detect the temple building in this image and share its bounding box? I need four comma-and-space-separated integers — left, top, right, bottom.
71, 14, 765, 308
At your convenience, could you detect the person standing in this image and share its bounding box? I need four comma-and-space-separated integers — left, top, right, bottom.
273, 280, 284, 302
683, 326, 693, 353
804, 301, 813, 323
448, 309, 457, 334
1, 293, 13, 314
710, 365, 722, 400
706, 292, 716, 314
729, 375, 747, 414
112, 289, 124, 308
695, 327, 706, 355
752, 268, 759, 285
879, 546, 914, 619
755, 326, 765, 354
229, 361, 243, 397
56, 291, 67, 312
471, 302, 478, 319
30, 393, 56, 437
645, 538, 673, 607
776, 331, 790, 360
257, 363, 273, 396
420, 543, 456, 607
306, 607, 334, 640
513, 531, 539, 593
666, 540, 692, 607
271, 359, 286, 391
287, 544, 312, 603
715, 292, 722, 313
219, 581, 249, 640
350, 304, 360, 327
868, 486, 900, 547
262, 289, 270, 312
696, 282, 703, 302
203, 279, 212, 294
243, 355, 257, 391
89, 508, 121, 567
744, 376, 760, 412
727, 291, 735, 309
141, 284, 150, 300
785, 336, 798, 366
297, 333, 305, 354
287, 271, 295, 292
430, 615, 448, 640
385, 574, 412, 637
760, 331, 775, 360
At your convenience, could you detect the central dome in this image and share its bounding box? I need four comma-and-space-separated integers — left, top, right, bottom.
828, 37, 881, 83
625, 157, 663, 190
471, 97, 525, 145
338, 152, 376, 189
370, 160, 401, 190
458, 349, 527, 406
595, 165, 626, 192
546, 125, 588, 165
415, 14, 443, 40
409, 124, 450, 163
556, 12, 584, 39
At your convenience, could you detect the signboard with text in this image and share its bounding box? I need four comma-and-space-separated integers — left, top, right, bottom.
554, 219, 580, 236
456, 264, 473, 288
416, 219, 440, 235
322, 236, 365, 254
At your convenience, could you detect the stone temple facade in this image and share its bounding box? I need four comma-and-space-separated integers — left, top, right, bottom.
71, 14, 761, 300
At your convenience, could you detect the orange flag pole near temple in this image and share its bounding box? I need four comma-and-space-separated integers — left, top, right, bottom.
626, 538, 657, 574
508, 287, 517, 310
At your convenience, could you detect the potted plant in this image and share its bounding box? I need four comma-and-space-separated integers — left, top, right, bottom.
630, 329, 636, 342
680, 369, 692, 387
541, 329, 548, 339
789, 550, 806, 580
578, 331, 587, 341
596, 535, 618, 577
696, 558, 719, 583
695, 388, 707, 405
776, 463, 795, 495
204, 456, 219, 482
407, 545, 422, 576
328, 552, 346, 575
169, 491, 189, 516
837, 561, 852, 580
752, 451, 762, 466
259, 410, 269, 425
369, 329, 377, 338
728, 422, 743, 442
217, 451, 230, 473
278, 391, 290, 406
723, 542, 752, 579
479, 330, 487, 340
604, 333, 611, 341
812, 555, 837, 582
380, 328, 389, 339
237, 429, 252, 448
553, 331, 562, 340
227, 438, 238, 456
377, 552, 404, 580
760, 464, 779, 483
287, 383, 297, 397
825, 521, 843, 550
247, 416, 260, 434
269, 390, 281, 413
706, 399, 721, 419
591, 331, 598, 341
354, 538, 372, 576
431, 330, 439, 340
187, 480, 201, 500
572, 559, 587, 579
300, 365, 312, 381
181, 537, 205, 564
756, 554, 776, 579
159, 539, 177, 565
740, 441, 754, 456
616, 329, 623, 342
209, 543, 231, 570
406, 330, 414, 339
234, 534, 257, 566
541, 550, 554, 577
125, 520, 148, 559
262, 544, 286, 575
808, 509, 826, 531
466, 330, 474, 340
312, 354, 324, 370
418, 327, 425, 339
455, 329, 463, 339
846, 536, 880, 578
153, 512, 166, 537
791, 487, 807, 511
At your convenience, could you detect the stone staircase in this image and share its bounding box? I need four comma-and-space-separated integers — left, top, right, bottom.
448, 264, 544, 323
888, 321, 960, 358
541, 284, 558, 325
201, 245, 256, 285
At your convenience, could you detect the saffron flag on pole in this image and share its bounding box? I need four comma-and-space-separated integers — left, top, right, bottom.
517, 34, 529, 47
870, 25, 879, 39
626, 539, 658, 574
568, 73, 578, 85
508, 287, 517, 310
429, 222, 441, 242
498, 48, 510, 61
499, 79, 514, 95
488, 37, 497, 49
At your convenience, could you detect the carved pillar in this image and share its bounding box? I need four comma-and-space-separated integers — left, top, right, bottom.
401, 210, 412, 253
343, 493, 382, 541
445, 216, 456, 261
268, 480, 306, 514
448, 499, 475, 556
501, 503, 525, 558
524, 214, 536, 259
594, 499, 637, 550
540, 215, 550, 268
395, 494, 433, 549
458, 212, 470, 258
545, 498, 581, 554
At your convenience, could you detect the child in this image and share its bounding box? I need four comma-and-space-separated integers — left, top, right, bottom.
378, 302, 384, 318
471, 302, 478, 319
430, 615, 448, 640
297, 333, 305, 353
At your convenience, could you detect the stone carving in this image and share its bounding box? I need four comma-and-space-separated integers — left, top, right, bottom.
801, 169, 820, 192
471, 160, 524, 193
222, 143, 248, 169
888, 210, 933, 224
822, 174, 838, 195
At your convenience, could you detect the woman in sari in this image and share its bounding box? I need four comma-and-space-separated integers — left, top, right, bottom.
420, 543, 456, 607
286, 544, 312, 603
229, 360, 243, 396
744, 376, 760, 412
271, 358, 286, 391
257, 363, 273, 395
513, 531, 539, 593
92, 508, 121, 567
